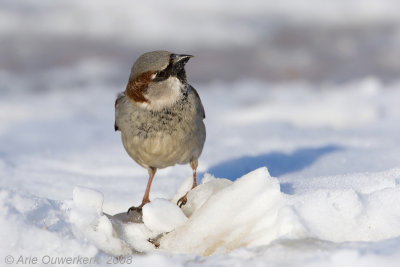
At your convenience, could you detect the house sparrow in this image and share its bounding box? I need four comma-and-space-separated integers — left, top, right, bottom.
114, 51, 206, 213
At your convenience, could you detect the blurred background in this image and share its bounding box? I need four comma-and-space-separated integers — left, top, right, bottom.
1, 0, 400, 93
1, 0, 400, 211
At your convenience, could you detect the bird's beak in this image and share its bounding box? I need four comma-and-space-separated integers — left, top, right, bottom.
171, 54, 193, 73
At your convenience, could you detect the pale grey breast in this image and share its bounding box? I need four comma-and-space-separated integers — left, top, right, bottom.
115, 85, 205, 169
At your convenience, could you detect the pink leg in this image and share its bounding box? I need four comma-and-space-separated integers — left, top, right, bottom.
177, 160, 198, 207
190, 160, 198, 189
128, 167, 156, 213
139, 167, 157, 207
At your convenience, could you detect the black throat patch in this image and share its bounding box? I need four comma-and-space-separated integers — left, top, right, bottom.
152, 54, 187, 84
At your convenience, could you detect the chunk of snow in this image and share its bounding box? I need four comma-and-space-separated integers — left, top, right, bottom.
66, 167, 400, 258
161, 167, 297, 255
142, 198, 188, 234
179, 176, 232, 217
123, 222, 158, 252
69, 187, 133, 256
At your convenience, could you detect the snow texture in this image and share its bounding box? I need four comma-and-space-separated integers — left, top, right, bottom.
142, 198, 188, 234
2, 76, 400, 266
64, 167, 400, 259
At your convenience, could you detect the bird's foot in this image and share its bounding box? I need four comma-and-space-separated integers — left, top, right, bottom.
177, 193, 188, 208
148, 237, 160, 248
127, 199, 150, 214
127, 206, 142, 214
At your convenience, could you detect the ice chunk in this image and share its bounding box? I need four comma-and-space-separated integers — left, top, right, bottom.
67, 168, 400, 258
69, 186, 133, 256
180, 176, 233, 217
160, 167, 296, 255
142, 198, 188, 234
123, 223, 159, 252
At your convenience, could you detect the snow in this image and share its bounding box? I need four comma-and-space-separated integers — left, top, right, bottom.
161, 168, 292, 255
2, 0, 400, 48
1, 77, 400, 265
64, 167, 400, 259
72, 187, 103, 215
2, 1, 400, 266
142, 198, 188, 234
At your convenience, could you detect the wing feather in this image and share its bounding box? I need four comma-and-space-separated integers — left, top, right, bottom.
189, 85, 205, 119
114, 92, 125, 131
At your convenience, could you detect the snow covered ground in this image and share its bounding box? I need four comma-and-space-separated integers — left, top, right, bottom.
1, 77, 400, 266
2, 1, 400, 266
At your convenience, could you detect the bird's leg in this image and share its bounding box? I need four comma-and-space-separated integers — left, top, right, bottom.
141, 167, 157, 206
191, 160, 198, 189
177, 160, 198, 208
127, 167, 156, 213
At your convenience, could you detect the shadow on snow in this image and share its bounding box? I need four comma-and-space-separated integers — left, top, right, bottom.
204, 145, 342, 193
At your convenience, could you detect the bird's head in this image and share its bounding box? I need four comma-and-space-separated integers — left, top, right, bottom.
125, 50, 193, 110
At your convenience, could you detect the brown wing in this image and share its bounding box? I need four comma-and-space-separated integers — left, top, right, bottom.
189, 85, 205, 119
114, 92, 125, 131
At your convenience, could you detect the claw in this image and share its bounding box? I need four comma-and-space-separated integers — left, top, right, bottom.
177, 194, 188, 208
148, 238, 160, 248
127, 206, 142, 214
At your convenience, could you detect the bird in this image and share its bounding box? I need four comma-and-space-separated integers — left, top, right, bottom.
114, 51, 206, 213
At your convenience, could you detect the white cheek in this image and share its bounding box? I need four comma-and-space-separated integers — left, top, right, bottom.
165, 77, 183, 100
145, 77, 183, 110
166, 77, 182, 95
